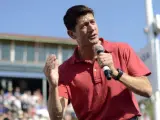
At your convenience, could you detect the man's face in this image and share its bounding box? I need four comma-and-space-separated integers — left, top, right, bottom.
72, 13, 99, 47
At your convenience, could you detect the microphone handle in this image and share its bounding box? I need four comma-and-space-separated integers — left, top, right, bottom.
103, 66, 112, 80
104, 70, 112, 80
97, 50, 112, 80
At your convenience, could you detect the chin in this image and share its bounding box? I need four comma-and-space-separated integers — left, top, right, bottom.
89, 38, 99, 44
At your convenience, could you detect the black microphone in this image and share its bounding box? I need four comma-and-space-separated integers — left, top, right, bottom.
93, 44, 112, 80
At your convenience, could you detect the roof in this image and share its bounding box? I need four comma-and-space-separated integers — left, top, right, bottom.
0, 33, 77, 45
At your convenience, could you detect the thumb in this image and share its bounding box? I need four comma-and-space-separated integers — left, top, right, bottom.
54, 58, 59, 69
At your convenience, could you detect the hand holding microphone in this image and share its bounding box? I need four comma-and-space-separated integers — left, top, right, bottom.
93, 44, 116, 80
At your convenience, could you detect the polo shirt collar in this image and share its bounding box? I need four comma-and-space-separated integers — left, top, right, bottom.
70, 38, 113, 64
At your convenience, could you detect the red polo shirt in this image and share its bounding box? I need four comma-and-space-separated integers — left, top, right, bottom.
58, 38, 151, 120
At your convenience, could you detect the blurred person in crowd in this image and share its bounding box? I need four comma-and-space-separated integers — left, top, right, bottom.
0, 88, 50, 120
0, 90, 4, 115
13, 95, 22, 111
44, 5, 152, 120
21, 90, 32, 113
2, 109, 12, 120
63, 113, 72, 120
14, 87, 21, 98
3, 89, 16, 111
32, 89, 43, 108
3, 118, 9, 120
140, 112, 151, 120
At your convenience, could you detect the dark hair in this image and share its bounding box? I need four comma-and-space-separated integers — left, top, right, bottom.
63, 5, 94, 31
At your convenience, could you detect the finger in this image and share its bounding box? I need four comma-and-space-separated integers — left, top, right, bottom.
47, 59, 56, 69
98, 54, 107, 59
97, 58, 103, 67
46, 55, 57, 65
98, 56, 105, 62
44, 58, 57, 74
54, 58, 59, 69
98, 53, 106, 56
47, 54, 57, 62
99, 53, 111, 57
100, 54, 112, 61
47, 58, 59, 71
46, 58, 55, 67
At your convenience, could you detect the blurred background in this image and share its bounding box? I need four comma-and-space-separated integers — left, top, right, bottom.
0, 0, 160, 120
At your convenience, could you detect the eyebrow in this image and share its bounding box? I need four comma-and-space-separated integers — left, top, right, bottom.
80, 18, 95, 25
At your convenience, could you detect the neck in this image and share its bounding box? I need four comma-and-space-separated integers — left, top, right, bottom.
78, 41, 102, 61
78, 45, 95, 61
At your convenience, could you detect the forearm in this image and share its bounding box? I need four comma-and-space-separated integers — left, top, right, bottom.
113, 71, 152, 97
48, 86, 63, 120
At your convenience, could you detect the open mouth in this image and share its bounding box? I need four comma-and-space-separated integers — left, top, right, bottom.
89, 34, 97, 39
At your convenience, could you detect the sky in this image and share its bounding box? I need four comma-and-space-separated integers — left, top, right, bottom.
0, 0, 160, 51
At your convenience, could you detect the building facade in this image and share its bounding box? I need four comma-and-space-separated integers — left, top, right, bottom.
0, 33, 77, 104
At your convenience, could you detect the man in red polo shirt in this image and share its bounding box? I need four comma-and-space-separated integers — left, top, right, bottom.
43, 5, 152, 120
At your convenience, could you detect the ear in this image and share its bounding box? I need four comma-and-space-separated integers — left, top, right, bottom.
67, 30, 76, 39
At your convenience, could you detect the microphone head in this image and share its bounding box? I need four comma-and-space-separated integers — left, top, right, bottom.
93, 44, 104, 54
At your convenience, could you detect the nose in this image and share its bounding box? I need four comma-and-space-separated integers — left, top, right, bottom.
88, 22, 94, 32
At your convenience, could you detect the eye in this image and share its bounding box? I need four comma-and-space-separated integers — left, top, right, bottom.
90, 20, 95, 24
80, 25, 85, 29
80, 22, 89, 29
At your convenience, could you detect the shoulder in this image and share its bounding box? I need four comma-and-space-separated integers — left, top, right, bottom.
58, 57, 73, 73
104, 40, 132, 53
58, 57, 73, 83
103, 40, 137, 60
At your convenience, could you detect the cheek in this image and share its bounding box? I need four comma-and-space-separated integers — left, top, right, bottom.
95, 24, 98, 32
96, 27, 98, 32
95, 27, 98, 32
79, 31, 87, 38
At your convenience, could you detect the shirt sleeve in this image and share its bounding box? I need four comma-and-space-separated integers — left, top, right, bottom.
58, 84, 69, 99
123, 44, 151, 77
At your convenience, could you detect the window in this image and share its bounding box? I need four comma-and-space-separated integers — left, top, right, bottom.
38, 44, 47, 62
62, 46, 74, 62
15, 42, 24, 61
48, 45, 58, 56
1, 41, 10, 61
26, 43, 35, 62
